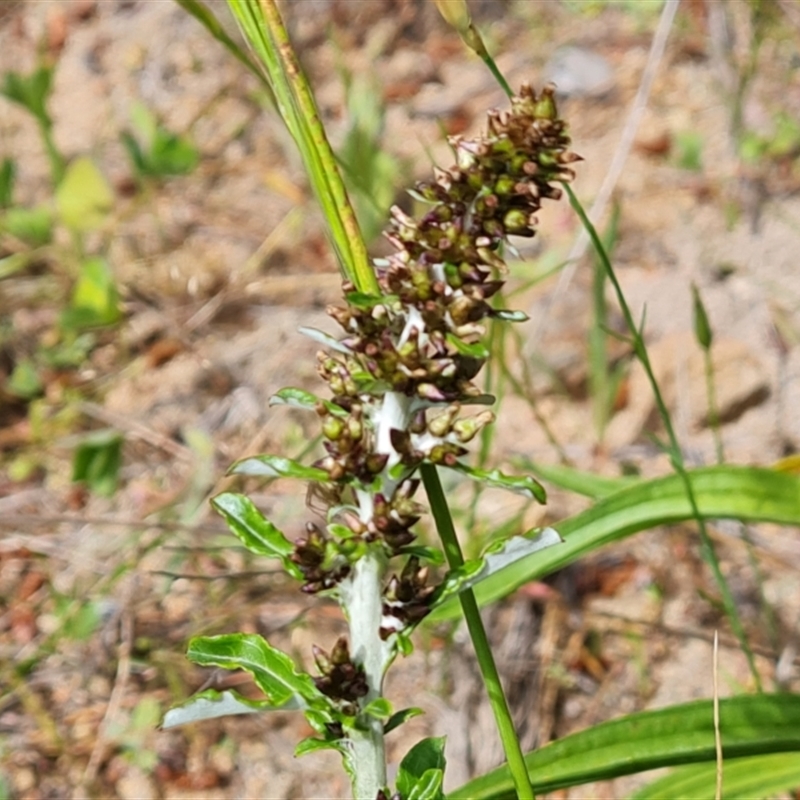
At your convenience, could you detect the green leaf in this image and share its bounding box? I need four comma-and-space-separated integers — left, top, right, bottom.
298, 326, 352, 354
449, 694, 800, 799
445, 463, 547, 503
629, 752, 800, 800
491, 309, 528, 323
121, 102, 199, 177
269, 387, 348, 417
398, 737, 447, 800
430, 529, 562, 612
187, 633, 324, 708
445, 333, 489, 360
515, 457, 636, 499
344, 291, 390, 310
295, 736, 346, 759
409, 769, 445, 800
0, 66, 53, 123
211, 492, 302, 579
72, 429, 123, 497
229, 454, 330, 482
150, 128, 198, 175
120, 131, 147, 175
429, 466, 800, 622
363, 697, 393, 720
0, 252, 32, 279
397, 545, 446, 566
62, 600, 102, 641
55, 157, 113, 232
2, 205, 53, 246
0, 157, 16, 208
162, 688, 274, 728
62, 256, 121, 329
691, 282, 713, 351
385, 707, 425, 735
5, 359, 43, 399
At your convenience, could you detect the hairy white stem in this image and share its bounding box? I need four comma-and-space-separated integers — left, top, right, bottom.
340, 390, 414, 797
340, 550, 391, 799
374, 390, 413, 503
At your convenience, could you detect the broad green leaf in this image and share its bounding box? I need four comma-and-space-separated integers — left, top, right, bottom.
429, 466, 800, 622
446, 463, 546, 503
629, 752, 800, 800
229, 454, 329, 482
449, 694, 800, 799
71, 429, 123, 497
515, 457, 637, 499
398, 737, 447, 800
162, 688, 274, 728
63, 257, 121, 329
211, 492, 302, 579
2, 205, 52, 246
269, 387, 348, 417
409, 769, 445, 800
187, 633, 323, 708
55, 157, 113, 232
431, 528, 562, 611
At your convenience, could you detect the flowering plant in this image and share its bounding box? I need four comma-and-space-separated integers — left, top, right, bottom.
167, 2, 800, 799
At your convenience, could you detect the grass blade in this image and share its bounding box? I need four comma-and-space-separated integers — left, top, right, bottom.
447, 693, 800, 799
629, 752, 800, 800
174, 0, 273, 95
226, 0, 375, 292
428, 466, 800, 621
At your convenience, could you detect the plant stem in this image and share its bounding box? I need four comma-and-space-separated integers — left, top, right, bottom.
340, 550, 388, 799
565, 183, 763, 691
702, 348, 725, 464
422, 463, 536, 800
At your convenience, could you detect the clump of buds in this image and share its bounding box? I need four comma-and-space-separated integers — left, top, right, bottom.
292, 83, 576, 699
380, 556, 436, 639
313, 636, 369, 709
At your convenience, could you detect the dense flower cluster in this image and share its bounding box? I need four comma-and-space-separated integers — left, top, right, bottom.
298, 83, 577, 636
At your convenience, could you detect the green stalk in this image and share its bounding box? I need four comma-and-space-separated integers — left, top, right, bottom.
227, 0, 377, 294
40, 121, 65, 186
702, 349, 725, 464
422, 463, 536, 800
565, 183, 762, 691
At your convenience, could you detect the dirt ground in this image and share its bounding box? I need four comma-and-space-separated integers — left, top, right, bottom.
1, 1, 800, 798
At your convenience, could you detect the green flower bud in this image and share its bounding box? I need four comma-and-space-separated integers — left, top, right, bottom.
691, 282, 713, 351
434, 0, 470, 34
323, 416, 345, 441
